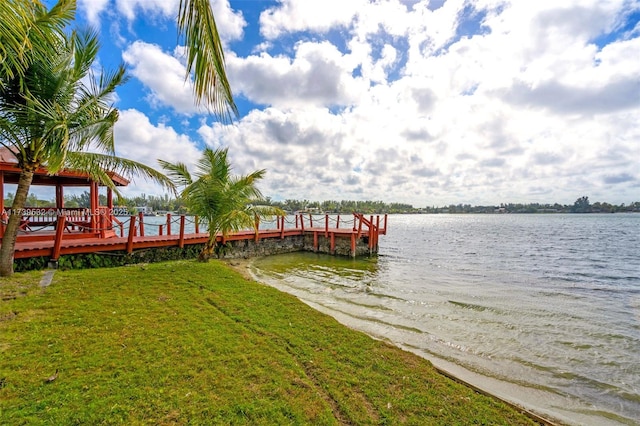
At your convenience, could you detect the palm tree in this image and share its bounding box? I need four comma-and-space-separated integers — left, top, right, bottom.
160, 148, 284, 261
0, 10, 174, 276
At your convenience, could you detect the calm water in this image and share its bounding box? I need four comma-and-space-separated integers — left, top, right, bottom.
249, 214, 640, 426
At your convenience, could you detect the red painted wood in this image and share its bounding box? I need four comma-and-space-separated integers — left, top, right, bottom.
179, 215, 185, 248
351, 233, 356, 256
52, 216, 66, 260
127, 216, 136, 254
325, 215, 329, 238
138, 212, 145, 236
8, 214, 385, 260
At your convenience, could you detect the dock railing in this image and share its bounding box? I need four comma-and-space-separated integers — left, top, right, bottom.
8, 210, 388, 260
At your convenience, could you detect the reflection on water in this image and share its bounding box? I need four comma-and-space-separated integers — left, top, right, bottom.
250, 215, 640, 426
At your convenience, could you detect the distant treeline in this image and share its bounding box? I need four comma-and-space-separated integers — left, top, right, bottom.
265, 196, 640, 214
7, 192, 639, 215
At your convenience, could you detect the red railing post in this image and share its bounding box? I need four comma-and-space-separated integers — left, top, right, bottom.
336, 214, 340, 229
179, 215, 185, 248
369, 216, 374, 249
138, 212, 145, 236
325, 214, 329, 237
52, 216, 66, 260
195, 216, 199, 234
100, 212, 106, 238
309, 214, 313, 228
166, 213, 172, 235
127, 215, 136, 254
300, 214, 305, 231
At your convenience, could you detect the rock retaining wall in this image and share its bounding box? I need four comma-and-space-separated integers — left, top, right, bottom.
220, 234, 375, 259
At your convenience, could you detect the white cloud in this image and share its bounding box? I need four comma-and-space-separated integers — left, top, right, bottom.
78, 0, 245, 43
114, 109, 203, 195
210, 0, 246, 43
227, 41, 368, 108
78, 0, 111, 26
122, 41, 198, 114
114, 0, 178, 22
104, 0, 639, 205
259, 0, 365, 39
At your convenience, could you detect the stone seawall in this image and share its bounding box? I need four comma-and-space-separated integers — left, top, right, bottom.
220, 234, 375, 259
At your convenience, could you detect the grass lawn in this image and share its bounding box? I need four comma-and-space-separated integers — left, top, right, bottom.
1, 260, 539, 425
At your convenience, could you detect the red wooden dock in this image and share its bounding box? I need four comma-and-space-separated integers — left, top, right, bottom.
6, 213, 387, 261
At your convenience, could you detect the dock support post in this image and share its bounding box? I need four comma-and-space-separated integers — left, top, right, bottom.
325, 215, 329, 237
350, 233, 356, 257
375, 215, 380, 251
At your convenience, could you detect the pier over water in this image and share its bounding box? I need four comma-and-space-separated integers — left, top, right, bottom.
3, 212, 387, 264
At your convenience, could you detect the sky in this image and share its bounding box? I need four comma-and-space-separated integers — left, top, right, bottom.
56, 0, 640, 206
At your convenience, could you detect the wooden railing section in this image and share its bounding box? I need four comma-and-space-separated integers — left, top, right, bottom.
5, 210, 387, 260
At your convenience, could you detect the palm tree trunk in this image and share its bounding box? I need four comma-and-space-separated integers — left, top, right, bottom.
0, 169, 35, 276
198, 237, 217, 262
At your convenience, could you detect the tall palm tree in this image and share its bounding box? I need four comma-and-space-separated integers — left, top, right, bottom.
0, 13, 174, 276
160, 148, 284, 261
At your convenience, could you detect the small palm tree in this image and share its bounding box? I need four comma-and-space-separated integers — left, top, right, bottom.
160, 148, 284, 261
0, 8, 173, 276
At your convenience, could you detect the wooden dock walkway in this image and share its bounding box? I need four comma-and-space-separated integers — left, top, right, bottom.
7, 213, 387, 261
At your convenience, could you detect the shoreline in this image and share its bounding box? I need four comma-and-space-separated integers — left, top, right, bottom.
223, 257, 562, 426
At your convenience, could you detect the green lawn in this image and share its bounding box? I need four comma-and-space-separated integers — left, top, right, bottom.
1, 260, 539, 425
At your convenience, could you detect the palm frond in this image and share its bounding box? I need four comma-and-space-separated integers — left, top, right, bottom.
158, 159, 193, 187
0, 0, 73, 89
65, 151, 177, 195
71, 27, 100, 80
177, 0, 237, 122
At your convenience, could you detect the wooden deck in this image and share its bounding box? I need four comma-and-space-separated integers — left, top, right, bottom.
7, 213, 387, 260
